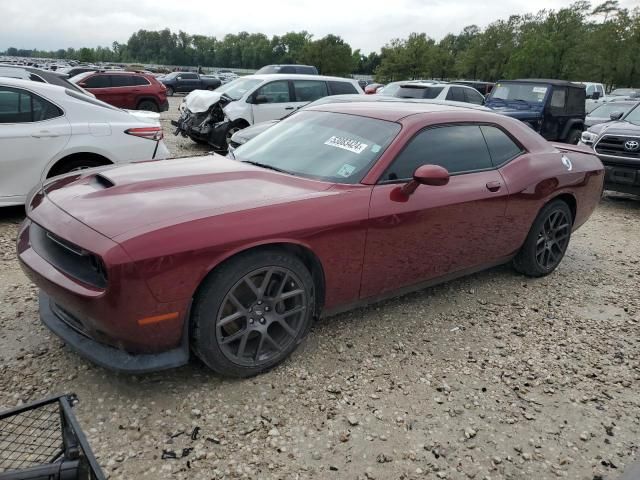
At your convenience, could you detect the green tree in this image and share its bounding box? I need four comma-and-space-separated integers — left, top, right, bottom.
301, 34, 354, 76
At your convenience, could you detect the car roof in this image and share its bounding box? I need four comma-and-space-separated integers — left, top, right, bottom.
0, 76, 69, 94
248, 73, 357, 82
501, 78, 584, 88
305, 100, 491, 122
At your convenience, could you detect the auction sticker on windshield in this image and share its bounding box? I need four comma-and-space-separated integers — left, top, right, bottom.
336, 164, 356, 178
325, 136, 368, 154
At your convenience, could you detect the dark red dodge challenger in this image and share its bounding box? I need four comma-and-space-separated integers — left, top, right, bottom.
18, 102, 604, 377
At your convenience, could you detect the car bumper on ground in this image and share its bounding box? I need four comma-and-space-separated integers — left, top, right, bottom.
17, 198, 191, 373
39, 290, 189, 373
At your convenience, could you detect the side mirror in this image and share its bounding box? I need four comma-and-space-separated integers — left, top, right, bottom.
591, 91, 601, 100
401, 164, 450, 196
253, 95, 268, 105
610, 111, 624, 121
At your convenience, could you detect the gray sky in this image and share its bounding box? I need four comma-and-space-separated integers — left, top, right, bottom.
1, 0, 637, 54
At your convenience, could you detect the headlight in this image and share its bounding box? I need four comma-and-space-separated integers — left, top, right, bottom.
581, 131, 598, 145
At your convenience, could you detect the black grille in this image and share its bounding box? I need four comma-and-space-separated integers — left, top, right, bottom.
29, 223, 107, 289
595, 135, 640, 159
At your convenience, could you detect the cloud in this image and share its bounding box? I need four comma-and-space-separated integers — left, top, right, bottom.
1, 0, 637, 54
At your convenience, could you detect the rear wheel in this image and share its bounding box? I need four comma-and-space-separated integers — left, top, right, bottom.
513, 200, 573, 277
192, 250, 315, 377
137, 100, 159, 112
48, 158, 109, 177
565, 128, 582, 145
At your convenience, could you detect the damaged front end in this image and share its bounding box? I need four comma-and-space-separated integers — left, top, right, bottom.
171, 91, 234, 150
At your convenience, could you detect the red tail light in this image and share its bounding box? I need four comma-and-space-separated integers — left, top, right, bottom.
125, 127, 163, 141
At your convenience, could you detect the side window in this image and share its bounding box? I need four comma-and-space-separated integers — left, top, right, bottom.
182, 73, 198, 80
328, 81, 358, 95
132, 76, 150, 86
84, 75, 110, 88
464, 88, 485, 105
0, 87, 62, 123
445, 87, 465, 102
596, 85, 605, 96
280, 66, 296, 74
550, 88, 567, 112
255, 81, 292, 103
383, 125, 493, 181
292, 80, 328, 102
480, 125, 522, 166
29, 74, 46, 83
111, 75, 134, 87
423, 87, 444, 99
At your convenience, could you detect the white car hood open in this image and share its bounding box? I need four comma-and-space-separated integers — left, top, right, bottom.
184, 90, 223, 113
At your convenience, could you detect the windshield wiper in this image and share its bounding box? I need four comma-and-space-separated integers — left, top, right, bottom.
242, 160, 293, 175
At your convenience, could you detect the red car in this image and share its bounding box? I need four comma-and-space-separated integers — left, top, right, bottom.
74, 71, 169, 112
18, 102, 604, 377
365, 83, 384, 94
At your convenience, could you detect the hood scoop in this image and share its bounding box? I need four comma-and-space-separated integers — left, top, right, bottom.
92, 173, 115, 189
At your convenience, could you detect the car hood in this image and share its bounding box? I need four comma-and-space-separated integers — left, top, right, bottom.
43, 156, 334, 239
588, 120, 640, 137
184, 90, 234, 113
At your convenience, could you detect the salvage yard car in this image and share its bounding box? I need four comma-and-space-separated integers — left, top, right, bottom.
580, 101, 640, 196
160, 71, 222, 96
173, 74, 363, 149
18, 102, 604, 377
0, 77, 169, 206
485, 79, 586, 143
72, 71, 169, 112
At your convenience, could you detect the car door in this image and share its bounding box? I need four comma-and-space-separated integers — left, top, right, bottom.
250, 80, 296, 124
81, 74, 112, 104
360, 124, 510, 298
0, 86, 71, 200
109, 75, 135, 108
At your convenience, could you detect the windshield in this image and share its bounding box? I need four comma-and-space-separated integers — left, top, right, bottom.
610, 88, 637, 97
489, 83, 548, 103
590, 102, 634, 117
69, 71, 94, 83
233, 111, 400, 184
395, 85, 442, 99
216, 77, 263, 100
624, 104, 640, 125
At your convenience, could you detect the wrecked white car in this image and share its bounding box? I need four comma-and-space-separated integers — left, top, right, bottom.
172, 74, 363, 149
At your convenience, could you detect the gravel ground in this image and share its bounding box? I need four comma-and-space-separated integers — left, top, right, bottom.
161, 95, 214, 158
0, 112, 639, 479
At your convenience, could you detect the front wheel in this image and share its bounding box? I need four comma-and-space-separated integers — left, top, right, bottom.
192, 250, 316, 377
513, 200, 573, 277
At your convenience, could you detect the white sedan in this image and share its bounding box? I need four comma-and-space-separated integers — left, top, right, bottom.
0, 77, 170, 207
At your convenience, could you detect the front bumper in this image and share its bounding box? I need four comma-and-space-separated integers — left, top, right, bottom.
603, 163, 640, 195
172, 110, 229, 148
39, 291, 189, 373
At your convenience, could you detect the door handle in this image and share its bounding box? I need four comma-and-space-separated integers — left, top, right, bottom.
486, 181, 502, 192
32, 131, 60, 138
284, 107, 294, 110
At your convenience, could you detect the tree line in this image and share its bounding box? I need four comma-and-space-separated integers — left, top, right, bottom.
3, 1, 639, 87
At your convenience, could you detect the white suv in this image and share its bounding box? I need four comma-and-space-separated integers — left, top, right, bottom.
175, 74, 363, 149
0, 77, 169, 206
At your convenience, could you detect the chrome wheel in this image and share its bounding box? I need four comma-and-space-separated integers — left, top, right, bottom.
216, 266, 307, 367
535, 210, 571, 270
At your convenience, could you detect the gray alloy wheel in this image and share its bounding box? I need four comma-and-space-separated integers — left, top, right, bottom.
534, 209, 571, 270
215, 266, 307, 367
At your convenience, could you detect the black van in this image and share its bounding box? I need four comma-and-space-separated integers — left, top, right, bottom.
255, 64, 318, 75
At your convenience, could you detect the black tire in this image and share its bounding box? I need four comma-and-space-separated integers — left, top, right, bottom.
137, 100, 159, 112
565, 128, 582, 145
188, 135, 209, 145
513, 200, 573, 277
166, 86, 174, 96
49, 158, 109, 177
192, 249, 316, 377
225, 122, 246, 147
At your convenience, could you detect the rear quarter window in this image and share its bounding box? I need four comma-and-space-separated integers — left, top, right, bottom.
480, 125, 523, 166
328, 81, 358, 95
84, 75, 110, 88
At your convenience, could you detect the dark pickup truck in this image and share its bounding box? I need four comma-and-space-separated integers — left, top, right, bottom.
160, 72, 222, 96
